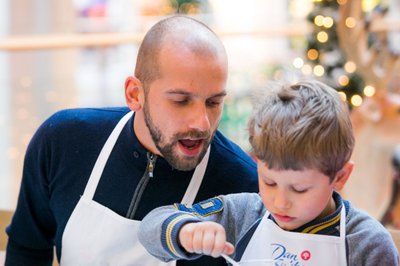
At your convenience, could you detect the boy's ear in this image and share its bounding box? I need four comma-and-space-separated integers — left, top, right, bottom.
125, 76, 144, 111
332, 162, 354, 191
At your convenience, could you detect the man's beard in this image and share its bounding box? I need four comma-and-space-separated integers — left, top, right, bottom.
142, 101, 212, 171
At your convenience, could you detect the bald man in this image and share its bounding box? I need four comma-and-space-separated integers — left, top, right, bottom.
5, 16, 258, 266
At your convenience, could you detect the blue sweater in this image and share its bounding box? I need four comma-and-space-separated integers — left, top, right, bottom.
5, 107, 258, 266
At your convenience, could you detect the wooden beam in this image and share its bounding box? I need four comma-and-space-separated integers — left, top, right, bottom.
0, 22, 312, 51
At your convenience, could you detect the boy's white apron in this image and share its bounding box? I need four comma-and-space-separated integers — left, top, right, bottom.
239, 206, 347, 266
60, 111, 210, 266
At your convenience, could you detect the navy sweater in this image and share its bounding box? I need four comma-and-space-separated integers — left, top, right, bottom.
5, 107, 258, 266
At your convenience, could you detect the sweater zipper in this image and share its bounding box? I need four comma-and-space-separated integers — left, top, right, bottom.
126, 152, 157, 219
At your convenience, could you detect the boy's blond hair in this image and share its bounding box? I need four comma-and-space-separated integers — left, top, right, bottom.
248, 80, 354, 181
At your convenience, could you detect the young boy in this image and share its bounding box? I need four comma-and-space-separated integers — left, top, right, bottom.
139, 80, 399, 265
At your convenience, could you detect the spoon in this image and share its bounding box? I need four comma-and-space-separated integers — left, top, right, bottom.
221, 254, 241, 266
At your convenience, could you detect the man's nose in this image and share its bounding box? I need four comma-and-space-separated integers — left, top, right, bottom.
189, 104, 211, 132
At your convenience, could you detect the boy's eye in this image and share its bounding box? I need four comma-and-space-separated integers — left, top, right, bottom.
264, 181, 276, 187
292, 187, 308, 193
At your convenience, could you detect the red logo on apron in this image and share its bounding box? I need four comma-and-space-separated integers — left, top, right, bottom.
301, 250, 311, 261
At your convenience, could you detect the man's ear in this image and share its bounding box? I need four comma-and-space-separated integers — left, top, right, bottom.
333, 161, 354, 191
125, 76, 144, 111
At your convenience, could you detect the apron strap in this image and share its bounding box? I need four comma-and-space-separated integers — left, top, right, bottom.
180, 146, 210, 206
339, 203, 347, 265
83, 111, 133, 199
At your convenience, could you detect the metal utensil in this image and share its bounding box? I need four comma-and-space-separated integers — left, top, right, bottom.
221, 254, 241, 266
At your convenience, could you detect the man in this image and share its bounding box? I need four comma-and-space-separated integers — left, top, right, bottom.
5, 15, 258, 265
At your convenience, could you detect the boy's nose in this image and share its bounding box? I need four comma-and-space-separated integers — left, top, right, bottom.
273, 190, 291, 210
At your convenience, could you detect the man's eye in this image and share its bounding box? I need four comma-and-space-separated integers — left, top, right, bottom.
206, 99, 223, 107
172, 99, 189, 105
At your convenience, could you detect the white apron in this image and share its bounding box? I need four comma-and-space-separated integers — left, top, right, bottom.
60, 111, 210, 266
239, 206, 347, 266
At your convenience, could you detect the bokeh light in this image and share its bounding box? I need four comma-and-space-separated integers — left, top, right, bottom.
345, 17, 356, 28
351, 94, 363, 106
338, 75, 349, 86
314, 15, 324, 26
363, 85, 376, 97
344, 61, 356, 73
293, 57, 304, 68
307, 49, 319, 60
317, 31, 329, 42
323, 17, 334, 28
313, 65, 325, 76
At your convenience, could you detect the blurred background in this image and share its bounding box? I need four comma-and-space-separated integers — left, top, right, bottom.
1, 0, 400, 226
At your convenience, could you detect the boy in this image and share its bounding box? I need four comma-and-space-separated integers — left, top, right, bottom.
139, 80, 399, 265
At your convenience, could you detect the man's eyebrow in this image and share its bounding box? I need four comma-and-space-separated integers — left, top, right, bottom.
165, 90, 227, 98
211, 91, 227, 98
165, 89, 191, 96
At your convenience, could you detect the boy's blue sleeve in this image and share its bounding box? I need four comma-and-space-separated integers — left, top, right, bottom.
138, 193, 265, 262
138, 197, 225, 261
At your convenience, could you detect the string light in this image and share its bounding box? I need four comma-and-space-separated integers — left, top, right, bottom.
344, 61, 356, 73
293, 57, 304, 69
351, 95, 363, 106
338, 75, 349, 86
307, 49, 319, 60
363, 85, 376, 97
308, 0, 365, 106
323, 17, 334, 28
314, 15, 324, 26
345, 17, 356, 28
317, 31, 329, 43
313, 65, 325, 76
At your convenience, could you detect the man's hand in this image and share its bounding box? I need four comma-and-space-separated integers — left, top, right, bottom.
178, 221, 235, 258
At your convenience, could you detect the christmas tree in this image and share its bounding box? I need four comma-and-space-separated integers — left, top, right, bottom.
305, 0, 366, 107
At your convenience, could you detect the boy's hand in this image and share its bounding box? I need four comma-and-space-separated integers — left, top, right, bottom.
178, 221, 235, 258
